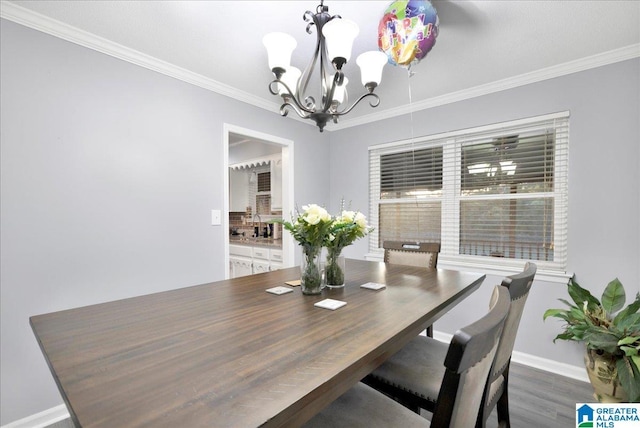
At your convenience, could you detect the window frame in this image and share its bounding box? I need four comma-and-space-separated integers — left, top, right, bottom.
368, 112, 570, 282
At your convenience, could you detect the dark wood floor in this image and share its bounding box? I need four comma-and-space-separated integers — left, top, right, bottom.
483, 362, 594, 427
47, 361, 593, 427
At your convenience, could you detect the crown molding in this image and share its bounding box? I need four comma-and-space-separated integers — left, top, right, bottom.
285, 43, 639, 132
331, 43, 640, 131
3, 1, 638, 133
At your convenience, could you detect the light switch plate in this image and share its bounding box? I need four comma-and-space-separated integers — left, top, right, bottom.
211, 209, 221, 225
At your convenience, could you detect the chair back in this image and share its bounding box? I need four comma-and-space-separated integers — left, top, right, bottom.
383, 241, 441, 269
491, 262, 537, 380
430, 285, 510, 428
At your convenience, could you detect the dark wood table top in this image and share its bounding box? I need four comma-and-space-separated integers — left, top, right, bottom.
30, 259, 485, 427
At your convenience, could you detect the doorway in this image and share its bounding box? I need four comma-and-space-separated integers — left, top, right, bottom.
223, 124, 294, 278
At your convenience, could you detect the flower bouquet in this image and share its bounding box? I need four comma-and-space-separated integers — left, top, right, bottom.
324, 208, 373, 288
278, 204, 333, 295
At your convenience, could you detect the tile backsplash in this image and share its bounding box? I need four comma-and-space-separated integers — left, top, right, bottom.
229, 208, 282, 238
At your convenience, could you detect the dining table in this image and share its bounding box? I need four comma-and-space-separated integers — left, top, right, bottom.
30, 258, 485, 427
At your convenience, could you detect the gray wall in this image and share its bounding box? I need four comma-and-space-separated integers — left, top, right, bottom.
0, 19, 328, 424
1, 15, 639, 426
328, 58, 640, 367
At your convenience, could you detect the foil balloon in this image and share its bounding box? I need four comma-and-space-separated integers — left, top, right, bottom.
378, 0, 439, 68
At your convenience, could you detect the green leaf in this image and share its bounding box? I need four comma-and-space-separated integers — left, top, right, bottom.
616, 357, 640, 403
621, 346, 639, 357
616, 313, 640, 332
602, 278, 626, 315
632, 355, 640, 371
567, 277, 600, 310
543, 309, 570, 321
553, 332, 578, 343
584, 331, 620, 354
618, 336, 640, 347
613, 293, 640, 326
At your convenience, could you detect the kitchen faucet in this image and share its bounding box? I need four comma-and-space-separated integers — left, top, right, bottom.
253, 213, 262, 238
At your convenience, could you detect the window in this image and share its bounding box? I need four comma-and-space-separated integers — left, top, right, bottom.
369, 112, 569, 275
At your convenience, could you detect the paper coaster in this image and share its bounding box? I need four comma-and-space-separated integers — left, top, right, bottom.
285, 280, 301, 287
314, 299, 347, 310
360, 282, 386, 290
266, 286, 294, 295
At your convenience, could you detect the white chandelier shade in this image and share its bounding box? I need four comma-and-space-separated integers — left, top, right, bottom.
277, 67, 301, 96
262, 32, 297, 71
321, 18, 359, 65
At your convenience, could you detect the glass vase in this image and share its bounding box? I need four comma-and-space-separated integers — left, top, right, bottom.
324, 249, 345, 288
301, 248, 323, 295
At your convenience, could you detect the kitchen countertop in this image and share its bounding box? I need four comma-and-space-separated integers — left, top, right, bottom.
229, 236, 282, 249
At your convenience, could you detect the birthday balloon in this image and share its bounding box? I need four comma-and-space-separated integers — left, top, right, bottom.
378, 0, 439, 68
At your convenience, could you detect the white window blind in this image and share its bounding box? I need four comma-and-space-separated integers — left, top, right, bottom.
369, 112, 569, 275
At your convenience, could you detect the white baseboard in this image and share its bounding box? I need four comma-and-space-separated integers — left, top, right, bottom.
3, 335, 589, 428
1, 404, 69, 428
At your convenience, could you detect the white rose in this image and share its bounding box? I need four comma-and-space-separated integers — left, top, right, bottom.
354, 212, 368, 229
340, 210, 356, 223
302, 204, 330, 225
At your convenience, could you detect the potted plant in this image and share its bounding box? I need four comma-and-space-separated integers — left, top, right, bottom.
543, 277, 640, 402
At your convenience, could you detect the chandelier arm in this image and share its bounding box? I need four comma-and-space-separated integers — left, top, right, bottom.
298, 16, 323, 102
304, 10, 315, 34
267, 79, 282, 96
321, 72, 341, 113
280, 100, 311, 119
334, 92, 381, 116
269, 79, 316, 114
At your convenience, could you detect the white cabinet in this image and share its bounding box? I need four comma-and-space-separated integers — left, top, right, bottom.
253, 261, 271, 274
270, 249, 283, 271
270, 157, 282, 210
252, 247, 269, 261
230, 256, 253, 278
229, 169, 248, 212
229, 244, 283, 277
230, 244, 253, 278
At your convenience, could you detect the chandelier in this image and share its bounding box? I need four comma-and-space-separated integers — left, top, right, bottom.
263, 1, 387, 132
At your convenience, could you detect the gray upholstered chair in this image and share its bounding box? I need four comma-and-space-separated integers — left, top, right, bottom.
383, 241, 441, 269
383, 240, 441, 337
303, 285, 511, 428
362, 262, 537, 428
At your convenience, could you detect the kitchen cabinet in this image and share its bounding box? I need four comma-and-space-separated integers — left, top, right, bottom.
230, 256, 253, 278
270, 157, 282, 210
229, 169, 248, 212
229, 244, 283, 278
252, 246, 270, 274
253, 261, 270, 274
230, 155, 281, 213
270, 249, 283, 271
230, 244, 253, 278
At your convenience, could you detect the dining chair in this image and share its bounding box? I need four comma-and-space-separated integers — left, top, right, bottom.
362, 262, 537, 428
383, 240, 441, 337
383, 241, 441, 269
303, 285, 511, 428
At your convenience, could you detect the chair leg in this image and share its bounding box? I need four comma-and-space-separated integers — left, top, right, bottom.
496, 368, 511, 428
426, 324, 433, 337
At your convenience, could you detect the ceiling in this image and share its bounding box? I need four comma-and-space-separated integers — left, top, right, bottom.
2, 1, 639, 131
